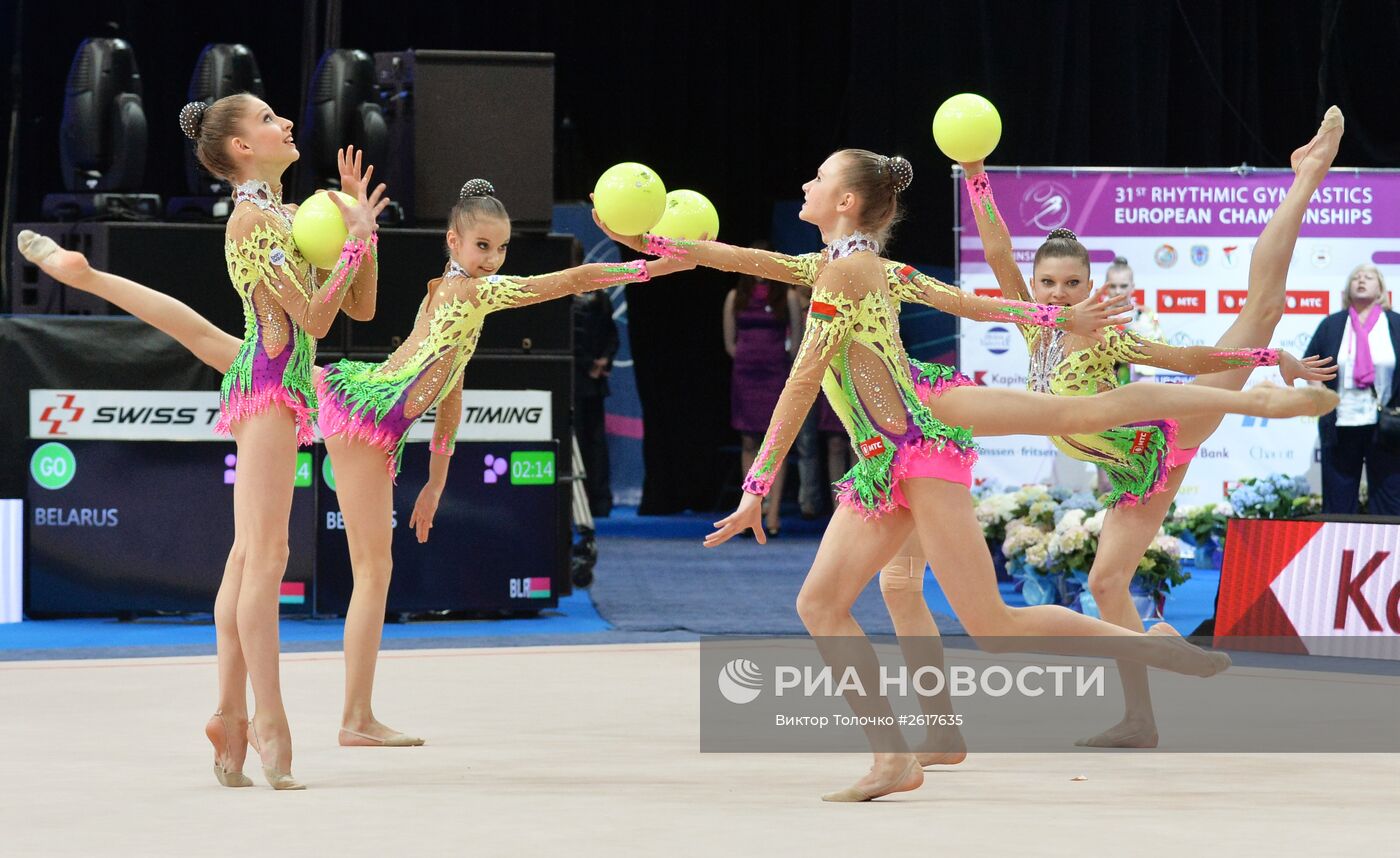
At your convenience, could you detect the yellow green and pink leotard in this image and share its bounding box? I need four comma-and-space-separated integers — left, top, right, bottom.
638, 232, 1114, 517
219, 180, 378, 443
965, 170, 1281, 506
317, 258, 654, 478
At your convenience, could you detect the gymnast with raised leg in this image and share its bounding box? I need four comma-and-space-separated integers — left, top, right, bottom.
938, 107, 1343, 748
599, 148, 1336, 801
20, 93, 386, 789
18, 180, 694, 758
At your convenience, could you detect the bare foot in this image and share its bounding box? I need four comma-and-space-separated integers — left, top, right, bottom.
1249, 382, 1339, 419
1290, 106, 1344, 175
205, 712, 252, 787
914, 726, 968, 767
1075, 717, 1159, 749
1147, 622, 1231, 678
821, 755, 924, 802
339, 718, 425, 747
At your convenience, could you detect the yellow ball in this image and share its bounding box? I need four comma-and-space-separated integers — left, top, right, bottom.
292, 191, 356, 269
593, 162, 667, 236
932, 93, 1002, 163
651, 190, 720, 241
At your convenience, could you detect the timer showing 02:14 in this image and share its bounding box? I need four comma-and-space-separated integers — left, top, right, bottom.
509, 451, 556, 486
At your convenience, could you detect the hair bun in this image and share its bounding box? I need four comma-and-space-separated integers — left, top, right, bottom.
178, 101, 207, 140
460, 178, 496, 199
884, 156, 914, 194
1047, 227, 1079, 242
1112, 255, 1129, 265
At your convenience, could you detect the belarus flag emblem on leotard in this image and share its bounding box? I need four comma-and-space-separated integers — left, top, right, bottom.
810, 301, 838, 322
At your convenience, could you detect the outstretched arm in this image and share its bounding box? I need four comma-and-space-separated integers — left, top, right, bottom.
639, 235, 822, 287
17, 230, 239, 372
1105, 331, 1335, 383
472, 256, 696, 310
886, 263, 1132, 339
589, 205, 822, 286
962, 164, 1031, 302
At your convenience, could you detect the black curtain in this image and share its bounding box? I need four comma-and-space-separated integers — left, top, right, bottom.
3, 1, 1395, 512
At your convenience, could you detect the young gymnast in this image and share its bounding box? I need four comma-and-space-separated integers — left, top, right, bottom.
18, 180, 694, 763
596, 148, 1336, 800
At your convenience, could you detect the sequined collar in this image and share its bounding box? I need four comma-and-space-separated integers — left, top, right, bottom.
232, 179, 284, 211
446, 260, 470, 279
826, 231, 880, 260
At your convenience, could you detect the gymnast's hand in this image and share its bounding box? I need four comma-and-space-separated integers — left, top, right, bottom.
588, 195, 646, 252
323, 175, 390, 241
705, 492, 765, 547
1064, 284, 1133, 345
409, 484, 442, 543
337, 145, 368, 197
1280, 352, 1337, 385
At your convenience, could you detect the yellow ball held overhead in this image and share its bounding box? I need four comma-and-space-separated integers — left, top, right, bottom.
292, 190, 356, 269
651, 190, 720, 241
932, 93, 1002, 163
593, 162, 667, 236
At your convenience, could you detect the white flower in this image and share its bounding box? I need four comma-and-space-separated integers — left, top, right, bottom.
1213, 501, 1234, 517
1024, 542, 1049, 570
976, 493, 1019, 525
1056, 509, 1087, 531
1084, 509, 1108, 536
1049, 525, 1090, 558
1002, 520, 1043, 555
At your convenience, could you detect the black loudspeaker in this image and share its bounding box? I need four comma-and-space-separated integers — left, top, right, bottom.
374, 51, 554, 227
9, 223, 576, 357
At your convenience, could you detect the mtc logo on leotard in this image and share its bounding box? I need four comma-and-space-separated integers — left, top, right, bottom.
1130, 430, 1154, 456
858, 437, 887, 459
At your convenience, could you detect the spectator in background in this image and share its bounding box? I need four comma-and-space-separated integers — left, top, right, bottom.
574, 290, 619, 516
724, 250, 802, 536
1306, 263, 1400, 514
1103, 256, 1164, 385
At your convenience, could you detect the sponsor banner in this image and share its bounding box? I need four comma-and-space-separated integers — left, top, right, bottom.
30, 389, 552, 442
957, 169, 1400, 503
1216, 519, 1400, 659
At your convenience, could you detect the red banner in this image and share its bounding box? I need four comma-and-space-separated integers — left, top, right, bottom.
1215, 519, 1400, 658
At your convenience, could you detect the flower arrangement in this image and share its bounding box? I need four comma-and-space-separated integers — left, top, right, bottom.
1226, 473, 1321, 520
985, 484, 1188, 617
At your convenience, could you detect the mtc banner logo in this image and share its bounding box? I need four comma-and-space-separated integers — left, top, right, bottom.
1284, 291, 1330, 315
1156, 290, 1207, 314
1216, 519, 1400, 659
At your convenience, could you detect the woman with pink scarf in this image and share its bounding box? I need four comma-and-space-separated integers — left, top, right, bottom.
1306, 264, 1400, 513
